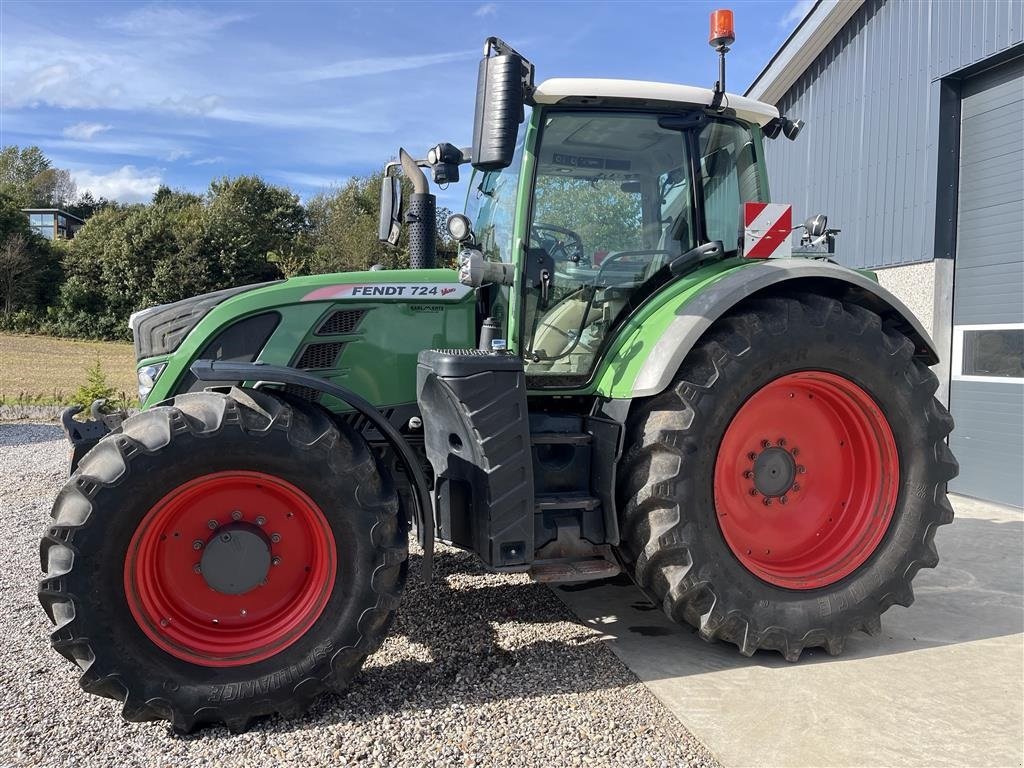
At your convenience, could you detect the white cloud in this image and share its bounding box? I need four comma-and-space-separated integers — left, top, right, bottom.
102, 6, 246, 38
63, 122, 112, 140
473, 3, 498, 17
190, 156, 225, 166
274, 171, 347, 190
291, 49, 477, 83
72, 165, 163, 203
780, 0, 815, 27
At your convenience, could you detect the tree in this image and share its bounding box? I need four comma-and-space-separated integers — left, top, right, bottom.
0, 145, 80, 209
0, 190, 61, 321
30, 168, 77, 208
204, 176, 306, 285
66, 191, 117, 220
0, 233, 34, 316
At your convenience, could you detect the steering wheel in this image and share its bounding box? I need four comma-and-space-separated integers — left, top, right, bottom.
530, 223, 587, 265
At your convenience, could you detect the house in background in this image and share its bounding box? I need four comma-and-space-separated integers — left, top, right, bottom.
22, 208, 85, 240
747, 0, 1023, 507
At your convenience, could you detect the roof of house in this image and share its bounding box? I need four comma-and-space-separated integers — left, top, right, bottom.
21, 208, 86, 223
533, 78, 780, 126
745, 0, 865, 104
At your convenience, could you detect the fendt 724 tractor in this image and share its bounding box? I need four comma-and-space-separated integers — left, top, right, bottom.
40, 13, 956, 732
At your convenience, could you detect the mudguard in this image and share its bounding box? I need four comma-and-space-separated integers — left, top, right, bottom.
599, 259, 939, 399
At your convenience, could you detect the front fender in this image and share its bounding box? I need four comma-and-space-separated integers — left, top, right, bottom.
594, 258, 938, 400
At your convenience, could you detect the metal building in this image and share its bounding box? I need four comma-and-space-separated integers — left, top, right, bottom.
747, 0, 1024, 507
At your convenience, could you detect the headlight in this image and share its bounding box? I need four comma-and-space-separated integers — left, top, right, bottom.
138, 363, 167, 401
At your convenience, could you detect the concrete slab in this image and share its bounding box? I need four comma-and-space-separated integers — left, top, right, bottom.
554, 495, 1023, 767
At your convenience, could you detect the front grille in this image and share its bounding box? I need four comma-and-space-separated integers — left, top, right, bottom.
316, 309, 366, 335
295, 342, 345, 370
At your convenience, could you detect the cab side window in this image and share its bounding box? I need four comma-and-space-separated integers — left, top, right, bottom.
699, 121, 766, 251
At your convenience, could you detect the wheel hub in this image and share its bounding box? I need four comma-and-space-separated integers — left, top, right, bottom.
124, 471, 336, 667
200, 523, 271, 595
714, 371, 900, 590
752, 446, 797, 497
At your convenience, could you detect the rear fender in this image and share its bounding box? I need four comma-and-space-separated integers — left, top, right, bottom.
597, 259, 938, 400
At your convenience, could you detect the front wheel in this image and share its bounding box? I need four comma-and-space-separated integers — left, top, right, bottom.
39, 388, 407, 732
617, 293, 957, 660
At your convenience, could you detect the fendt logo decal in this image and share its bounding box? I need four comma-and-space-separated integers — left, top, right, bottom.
741, 202, 793, 260
302, 283, 472, 302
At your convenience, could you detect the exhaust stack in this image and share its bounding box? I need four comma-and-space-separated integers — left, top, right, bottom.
399, 148, 436, 270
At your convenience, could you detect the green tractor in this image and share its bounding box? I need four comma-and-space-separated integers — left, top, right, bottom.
40, 19, 956, 733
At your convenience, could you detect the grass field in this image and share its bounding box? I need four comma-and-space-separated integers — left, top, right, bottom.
0, 333, 136, 405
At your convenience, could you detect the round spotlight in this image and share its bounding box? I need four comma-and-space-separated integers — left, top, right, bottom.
446, 213, 473, 243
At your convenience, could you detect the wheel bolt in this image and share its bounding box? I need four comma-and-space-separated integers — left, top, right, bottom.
272, 557, 281, 566
792, 448, 799, 456
231, 510, 242, 521
256, 516, 266, 526
742, 470, 753, 479
780, 496, 788, 505
192, 540, 204, 551
207, 520, 218, 530
749, 488, 759, 496
271, 533, 281, 543
747, 452, 757, 461
193, 563, 202, 574
777, 438, 786, 447
763, 497, 772, 506
793, 483, 801, 492
797, 465, 806, 474
761, 440, 771, 449
240, 609, 247, 617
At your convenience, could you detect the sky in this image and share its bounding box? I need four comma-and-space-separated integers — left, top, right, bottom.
0, 0, 814, 210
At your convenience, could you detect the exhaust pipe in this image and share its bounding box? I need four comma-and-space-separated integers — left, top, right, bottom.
399, 148, 436, 270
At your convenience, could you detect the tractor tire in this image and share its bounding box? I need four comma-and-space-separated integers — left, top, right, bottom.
38, 388, 407, 732
617, 293, 957, 661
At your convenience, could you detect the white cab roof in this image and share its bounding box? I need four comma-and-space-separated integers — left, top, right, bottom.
533, 78, 779, 127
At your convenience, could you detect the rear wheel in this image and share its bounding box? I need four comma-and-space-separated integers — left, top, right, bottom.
39, 388, 407, 732
617, 293, 957, 660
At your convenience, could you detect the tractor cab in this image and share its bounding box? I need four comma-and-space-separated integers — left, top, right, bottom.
463, 87, 773, 381
384, 35, 802, 387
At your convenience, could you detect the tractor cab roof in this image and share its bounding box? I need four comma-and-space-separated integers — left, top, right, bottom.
533, 78, 779, 127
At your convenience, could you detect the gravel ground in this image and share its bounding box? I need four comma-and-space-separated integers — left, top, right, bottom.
0, 422, 717, 768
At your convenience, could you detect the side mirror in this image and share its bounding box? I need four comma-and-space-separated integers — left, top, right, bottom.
804, 214, 828, 238
472, 38, 533, 172
378, 175, 401, 245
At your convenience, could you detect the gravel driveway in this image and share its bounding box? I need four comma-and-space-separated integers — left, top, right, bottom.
0, 423, 716, 768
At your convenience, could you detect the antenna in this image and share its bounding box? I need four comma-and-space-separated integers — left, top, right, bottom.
709, 9, 734, 111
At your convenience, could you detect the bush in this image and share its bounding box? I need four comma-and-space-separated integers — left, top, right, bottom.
70, 359, 117, 409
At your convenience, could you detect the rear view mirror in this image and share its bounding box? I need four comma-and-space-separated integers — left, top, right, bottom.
804, 213, 828, 237
378, 175, 401, 245
472, 38, 533, 172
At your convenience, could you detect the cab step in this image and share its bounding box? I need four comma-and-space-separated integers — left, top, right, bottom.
528, 556, 621, 583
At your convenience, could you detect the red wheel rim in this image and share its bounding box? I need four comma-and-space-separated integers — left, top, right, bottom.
714, 371, 899, 590
124, 471, 336, 667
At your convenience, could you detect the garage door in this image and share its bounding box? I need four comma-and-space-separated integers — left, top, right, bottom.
949, 55, 1024, 507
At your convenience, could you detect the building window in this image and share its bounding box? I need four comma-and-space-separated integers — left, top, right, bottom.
952, 324, 1024, 383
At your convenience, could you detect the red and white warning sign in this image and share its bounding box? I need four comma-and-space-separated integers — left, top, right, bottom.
741, 202, 793, 259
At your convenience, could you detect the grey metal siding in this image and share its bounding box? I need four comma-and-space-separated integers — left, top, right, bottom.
952, 56, 1024, 325
762, 0, 1024, 270
949, 381, 1024, 506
